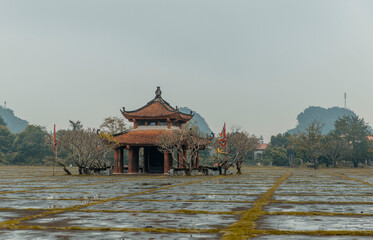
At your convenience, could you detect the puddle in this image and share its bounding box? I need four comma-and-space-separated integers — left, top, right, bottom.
124, 193, 257, 202
272, 195, 373, 202
0, 212, 20, 221
0, 199, 86, 209
252, 235, 372, 240
264, 203, 373, 213
258, 215, 373, 231
2, 166, 373, 238
0, 230, 221, 239
155, 188, 266, 195
27, 211, 239, 229
83, 200, 253, 212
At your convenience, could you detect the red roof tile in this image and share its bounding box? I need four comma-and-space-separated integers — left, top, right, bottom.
114, 129, 173, 146
121, 87, 193, 122
256, 143, 268, 150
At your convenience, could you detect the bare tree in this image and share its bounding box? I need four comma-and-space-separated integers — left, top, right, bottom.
58, 128, 117, 174
45, 130, 71, 175
212, 129, 259, 174
157, 126, 211, 175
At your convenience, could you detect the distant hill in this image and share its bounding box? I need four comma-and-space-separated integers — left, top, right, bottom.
287, 106, 369, 135
0, 106, 28, 133
180, 107, 213, 134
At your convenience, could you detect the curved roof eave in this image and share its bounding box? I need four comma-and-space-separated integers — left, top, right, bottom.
119, 87, 194, 119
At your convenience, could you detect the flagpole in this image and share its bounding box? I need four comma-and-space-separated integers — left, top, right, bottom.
53, 124, 56, 176
53, 148, 56, 176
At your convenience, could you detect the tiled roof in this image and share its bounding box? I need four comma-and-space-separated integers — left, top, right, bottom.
114, 128, 173, 146
121, 87, 193, 122
124, 102, 178, 118
256, 143, 268, 150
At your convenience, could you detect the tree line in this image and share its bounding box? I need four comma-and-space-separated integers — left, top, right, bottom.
260, 115, 373, 168
0, 116, 52, 165
4, 114, 367, 174
0, 116, 126, 170
157, 123, 259, 175
0, 114, 260, 175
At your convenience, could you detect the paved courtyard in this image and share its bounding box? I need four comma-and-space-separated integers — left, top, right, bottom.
0, 166, 372, 239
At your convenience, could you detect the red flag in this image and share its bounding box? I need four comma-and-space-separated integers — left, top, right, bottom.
218, 123, 226, 147
53, 124, 57, 152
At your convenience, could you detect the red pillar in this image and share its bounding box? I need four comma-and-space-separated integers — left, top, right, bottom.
128, 147, 139, 173
128, 148, 134, 173
167, 118, 171, 129
119, 148, 124, 173
164, 152, 170, 174
114, 149, 119, 173
169, 153, 173, 168
133, 147, 139, 173
143, 147, 149, 173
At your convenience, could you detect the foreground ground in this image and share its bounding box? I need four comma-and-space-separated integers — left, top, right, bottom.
0, 166, 373, 239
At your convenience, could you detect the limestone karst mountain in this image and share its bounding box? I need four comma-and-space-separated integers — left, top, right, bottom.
180, 107, 213, 135
0, 106, 28, 133
287, 106, 371, 135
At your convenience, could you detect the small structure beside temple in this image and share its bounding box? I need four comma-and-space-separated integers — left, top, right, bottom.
253, 136, 268, 162
112, 87, 196, 174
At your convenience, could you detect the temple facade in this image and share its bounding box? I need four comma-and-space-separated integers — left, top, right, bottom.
112, 87, 196, 174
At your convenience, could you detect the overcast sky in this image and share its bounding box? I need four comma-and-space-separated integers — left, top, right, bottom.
0, 1, 372, 141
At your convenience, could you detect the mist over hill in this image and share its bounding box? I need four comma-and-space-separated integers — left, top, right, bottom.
0, 106, 28, 133
287, 106, 369, 135
180, 107, 213, 134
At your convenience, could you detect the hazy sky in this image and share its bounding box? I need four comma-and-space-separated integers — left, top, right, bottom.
1, 1, 373, 141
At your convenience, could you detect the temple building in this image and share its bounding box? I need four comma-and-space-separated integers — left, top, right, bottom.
112, 87, 195, 174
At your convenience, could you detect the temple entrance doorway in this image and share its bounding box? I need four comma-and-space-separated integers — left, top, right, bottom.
145, 146, 164, 173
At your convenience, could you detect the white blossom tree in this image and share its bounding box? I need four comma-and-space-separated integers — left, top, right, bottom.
58, 128, 117, 174
157, 126, 211, 175
212, 129, 259, 174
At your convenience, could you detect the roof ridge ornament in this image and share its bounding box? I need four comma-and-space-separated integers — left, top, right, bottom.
155, 86, 162, 98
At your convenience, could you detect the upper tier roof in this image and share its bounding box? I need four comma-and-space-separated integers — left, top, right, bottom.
121, 87, 194, 122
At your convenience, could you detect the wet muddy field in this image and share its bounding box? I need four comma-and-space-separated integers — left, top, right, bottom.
0, 166, 372, 239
